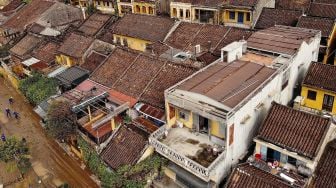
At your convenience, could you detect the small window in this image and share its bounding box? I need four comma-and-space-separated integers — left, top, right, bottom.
97, 1, 100, 5
287, 156, 297, 166
123, 38, 128, 47
179, 9, 183, 18
172, 8, 177, 17
169, 105, 175, 119
135, 5, 140, 13
116, 37, 121, 45
106, 1, 109, 6
179, 110, 189, 120
149, 6, 154, 14
229, 11, 235, 20
246, 12, 251, 21
142, 6, 146, 14
307, 90, 317, 100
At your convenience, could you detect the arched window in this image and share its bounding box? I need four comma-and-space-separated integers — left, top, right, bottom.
149, 6, 154, 15
135, 5, 140, 13
172, 8, 177, 17
142, 6, 147, 14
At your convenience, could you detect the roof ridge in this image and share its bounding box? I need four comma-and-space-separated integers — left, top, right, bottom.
183, 23, 205, 51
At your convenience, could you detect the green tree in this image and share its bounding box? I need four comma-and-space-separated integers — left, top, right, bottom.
19, 72, 58, 105
0, 137, 31, 175
86, 4, 97, 15
45, 100, 77, 142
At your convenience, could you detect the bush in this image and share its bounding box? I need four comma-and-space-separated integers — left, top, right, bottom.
19, 72, 58, 105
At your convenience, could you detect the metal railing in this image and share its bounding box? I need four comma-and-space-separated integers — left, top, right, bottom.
150, 126, 226, 181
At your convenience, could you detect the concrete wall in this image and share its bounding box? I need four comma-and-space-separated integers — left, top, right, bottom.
113, 34, 151, 52
301, 86, 336, 114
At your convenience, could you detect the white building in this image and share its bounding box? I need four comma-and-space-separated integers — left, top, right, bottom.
149, 26, 321, 187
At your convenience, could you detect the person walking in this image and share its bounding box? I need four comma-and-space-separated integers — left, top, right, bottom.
8, 97, 13, 104
13, 111, 19, 119
5, 108, 11, 117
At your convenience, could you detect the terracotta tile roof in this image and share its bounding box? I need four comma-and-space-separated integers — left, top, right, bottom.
177, 60, 276, 108
315, 0, 336, 3
196, 52, 219, 65
58, 33, 93, 59
140, 62, 197, 108
2, 0, 54, 31
113, 54, 165, 99
213, 27, 252, 56
137, 103, 165, 121
312, 140, 336, 188
35, 2, 83, 28
302, 63, 336, 93
91, 48, 197, 108
247, 26, 319, 56
226, 163, 292, 188
0, 0, 24, 13
90, 48, 139, 87
100, 123, 149, 169
78, 13, 112, 36
83, 121, 112, 141
275, 0, 311, 11
32, 41, 59, 64
308, 2, 336, 19
255, 8, 302, 29
81, 52, 107, 73
109, 14, 175, 42
256, 102, 330, 159
9, 34, 42, 57
165, 22, 203, 50
30, 61, 49, 71
223, 0, 259, 7
297, 16, 335, 38
165, 22, 251, 56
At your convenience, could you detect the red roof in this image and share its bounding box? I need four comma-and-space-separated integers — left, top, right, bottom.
83, 121, 112, 139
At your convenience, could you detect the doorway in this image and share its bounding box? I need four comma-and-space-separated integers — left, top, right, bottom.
323, 94, 334, 112
238, 12, 244, 23
199, 116, 209, 134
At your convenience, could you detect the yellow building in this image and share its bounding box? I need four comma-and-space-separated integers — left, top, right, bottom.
110, 14, 175, 52
297, 16, 336, 64
57, 33, 93, 67
301, 63, 336, 114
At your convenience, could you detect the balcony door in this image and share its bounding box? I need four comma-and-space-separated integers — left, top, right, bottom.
199, 116, 209, 134
323, 94, 334, 112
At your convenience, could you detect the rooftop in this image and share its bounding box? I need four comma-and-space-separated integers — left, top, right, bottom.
100, 124, 149, 169
176, 60, 276, 108
302, 63, 336, 93
91, 48, 197, 108
58, 33, 93, 59
247, 25, 319, 56
80, 51, 107, 73
32, 41, 60, 64
164, 22, 253, 57
225, 163, 292, 188
0, 0, 24, 15
108, 14, 175, 42
9, 34, 42, 57
161, 127, 222, 167
255, 8, 302, 29
297, 16, 335, 38
308, 2, 336, 19
312, 140, 336, 188
2, 0, 54, 31
55, 66, 89, 88
275, 0, 311, 11
256, 102, 330, 159
78, 13, 112, 36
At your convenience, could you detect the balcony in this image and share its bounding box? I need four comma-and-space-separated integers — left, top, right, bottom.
149, 126, 226, 181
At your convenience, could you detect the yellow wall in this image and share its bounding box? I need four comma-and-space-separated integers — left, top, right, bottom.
210, 120, 224, 139
133, 2, 155, 15
223, 9, 251, 25
301, 86, 336, 114
323, 24, 336, 65
166, 102, 224, 138
56, 54, 76, 67
114, 34, 151, 52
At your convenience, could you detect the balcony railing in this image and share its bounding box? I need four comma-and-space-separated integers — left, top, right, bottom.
149, 126, 226, 181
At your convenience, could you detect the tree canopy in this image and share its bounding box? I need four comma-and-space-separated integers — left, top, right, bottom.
19, 72, 58, 106
45, 100, 77, 142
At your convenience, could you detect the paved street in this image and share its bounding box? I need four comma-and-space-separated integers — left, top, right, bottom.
0, 78, 99, 188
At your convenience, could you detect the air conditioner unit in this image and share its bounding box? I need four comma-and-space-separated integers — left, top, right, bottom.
195, 44, 201, 54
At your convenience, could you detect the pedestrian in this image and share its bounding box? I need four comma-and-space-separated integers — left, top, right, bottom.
1, 133, 5, 141
5, 108, 11, 117
13, 111, 19, 119
8, 97, 13, 104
